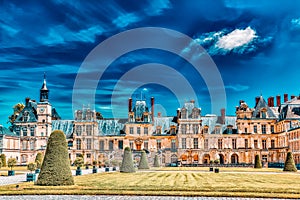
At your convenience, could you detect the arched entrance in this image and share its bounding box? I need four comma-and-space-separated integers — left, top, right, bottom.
171, 154, 178, 163
203, 154, 210, 164
219, 154, 225, 164
231, 154, 239, 164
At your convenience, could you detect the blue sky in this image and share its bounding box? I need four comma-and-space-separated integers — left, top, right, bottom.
1, 0, 300, 126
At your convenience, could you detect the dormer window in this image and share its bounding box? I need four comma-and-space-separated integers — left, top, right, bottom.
156, 126, 162, 134
129, 114, 134, 122
203, 126, 209, 134
260, 108, 267, 119
215, 126, 221, 134
227, 126, 233, 134
181, 108, 187, 119
23, 112, 29, 122
192, 108, 199, 119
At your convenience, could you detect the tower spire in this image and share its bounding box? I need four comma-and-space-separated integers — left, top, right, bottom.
40, 73, 49, 102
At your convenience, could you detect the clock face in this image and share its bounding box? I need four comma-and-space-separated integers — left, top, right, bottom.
40, 108, 45, 113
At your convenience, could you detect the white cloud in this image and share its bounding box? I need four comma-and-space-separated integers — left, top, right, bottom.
225, 84, 249, 92
216, 27, 257, 50
291, 18, 300, 29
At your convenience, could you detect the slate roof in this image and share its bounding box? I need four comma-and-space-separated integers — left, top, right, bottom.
0, 125, 18, 137
52, 108, 61, 120
279, 98, 300, 120
52, 120, 74, 138
153, 116, 177, 134
133, 100, 149, 120
202, 115, 237, 134
252, 96, 277, 119
15, 101, 38, 123
97, 119, 125, 136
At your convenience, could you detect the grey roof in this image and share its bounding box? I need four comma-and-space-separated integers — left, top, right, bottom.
202, 115, 237, 134
15, 101, 38, 123
153, 117, 176, 134
52, 120, 74, 138
133, 100, 149, 120
279, 98, 300, 120
98, 119, 125, 136
0, 125, 18, 137
252, 96, 277, 119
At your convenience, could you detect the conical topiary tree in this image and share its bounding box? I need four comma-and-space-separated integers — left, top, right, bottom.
120, 147, 135, 173
36, 130, 74, 186
35, 152, 43, 169
254, 155, 262, 168
153, 154, 160, 167
0, 154, 6, 167
138, 150, 149, 169
283, 152, 297, 172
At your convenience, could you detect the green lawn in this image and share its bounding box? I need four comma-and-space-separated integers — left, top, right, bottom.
0, 168, 299, 198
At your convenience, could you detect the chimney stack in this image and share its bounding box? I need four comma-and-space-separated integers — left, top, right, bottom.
221, 108, 225, 124
268, 97, 271, 107
128, 98, 132, 113
291, 95, 296, 100
270, 96, 274, 107
158, 112, 161, 117
276, 95, 281, 106
284, 93, 288, 102
151, 97, 154, 122
25, 97, 30, 106
176, 109, 181, 119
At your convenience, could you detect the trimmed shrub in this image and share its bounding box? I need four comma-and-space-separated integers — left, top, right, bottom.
27, 162, 37, 173
74, 157, 84, 168
153, 154, 160, 167
283, 152, 297, 172
0, 154, 6, 167
0, 160, 2, 169
214, 159, 220, 164
254, 155, 262, 168
7, 158, 17, 170
120, 147, 135, 173
36, 130, 74, 186
138, 151, 149, 169
35, 152, 43, 169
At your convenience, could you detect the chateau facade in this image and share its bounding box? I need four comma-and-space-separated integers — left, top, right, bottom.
0, 77, 300, 169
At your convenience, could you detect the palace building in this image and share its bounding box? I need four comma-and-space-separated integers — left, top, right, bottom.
0, 77, 299, 169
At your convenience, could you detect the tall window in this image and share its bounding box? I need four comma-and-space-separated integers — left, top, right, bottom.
156, 127, 161, 134
137, 127, 141, 135
30, 127, 34, 136
109, 140, 114, 150
204, 127, 209, 134
76, 139, 81, 150
129, 127, 134, 134
118, 140, 123, 149
86, 138, 92, 150
262, 139, 267, 149
245, 139, 248, 149
129, 140, 134, 149
182, 138, 186, 149
171, 139, 176, 150
144, 127, 148, 135
271, 125, 274, 133
232, 138, 237, 149
215, 127, 221, 134
271, 139, 275, 148
261, 125, 266, 134
218, 139, 223, 149
157, 140, 161, 149
261, 111, 266, 119
254, 125, 257, 133
22, 141, 27, 150
86, 125, 92, 136
15, 127, 20, 135
99, 140, 104, 151
76, 125, 82, 136
181, 125, 187, 134
144, 140, 148, 150
204, 139, 208, 150
244, 128, 248, 133
193, 138, 198, 149
193, 125, 198, 134
30, 141, 35, 150
23, 127, 27, 136
254, 140, 258, 148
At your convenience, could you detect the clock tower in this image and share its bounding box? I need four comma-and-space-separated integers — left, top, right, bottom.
36, 74, 52, 149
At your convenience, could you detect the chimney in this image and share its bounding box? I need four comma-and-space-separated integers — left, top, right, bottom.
276, 95, 281, 106
151, 97, 154, 122
291, 95, 296, 100
239, 100, 244, 105
158, 112, 161, 117
284, 94, 288, 102
176, 109, 181, 118
270, 96, 274, 107
190, 99, 195, 104
128, 98, 132, 112
221, 108, 225, 124
255, 96, 260, 106
25, 97, 30, 106
268, 97, 271, 107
